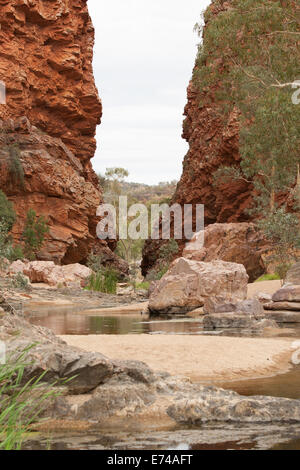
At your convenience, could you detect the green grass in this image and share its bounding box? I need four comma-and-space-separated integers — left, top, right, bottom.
86, 268, 118, 294
255, 273, 281, 282
0, 345, 62, 450
135, 281, 150, 290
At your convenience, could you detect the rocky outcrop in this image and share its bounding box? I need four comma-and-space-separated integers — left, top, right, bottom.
202, 298, 276, 330
0, 1, 123, 269
167, 387, 300, 425
148, 258, 248, 315
183, 223, 269, 282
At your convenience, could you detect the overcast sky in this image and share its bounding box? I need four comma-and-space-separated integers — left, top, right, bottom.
88, 0, 210, 184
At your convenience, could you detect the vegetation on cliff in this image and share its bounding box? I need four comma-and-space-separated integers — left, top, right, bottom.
195, 0, 300, 276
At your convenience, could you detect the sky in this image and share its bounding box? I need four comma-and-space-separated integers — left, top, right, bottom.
88, 0, 211, 184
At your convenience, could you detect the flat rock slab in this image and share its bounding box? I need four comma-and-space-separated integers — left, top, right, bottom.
167, 387, 300, 424
264, 301, 300, 311
203, 313, 268, 330
272, 286, 300, 303
265, 311, 300, 323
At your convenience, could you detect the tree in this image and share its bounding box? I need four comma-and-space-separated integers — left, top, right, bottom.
22, 209, 49, 260
195, 0, 300, 216
258, 208, 300, 281
0, 190, 16, 232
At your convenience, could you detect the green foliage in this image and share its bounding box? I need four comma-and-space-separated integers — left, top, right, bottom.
255, 273, 281, 282
159, 239, 179, 263
146, 239, 179, 281
135, 281, 150, 290
0, 345, 61, 450
22, 209, 49, 261
87, 253, 105, 273
0, 190, 16, 232
11, 272, 29, 290
7, 144, 24, 187
258, 208, 300, 280
86, 267, 118, 294
8, 244, 24, 262
195, 0, 300, 214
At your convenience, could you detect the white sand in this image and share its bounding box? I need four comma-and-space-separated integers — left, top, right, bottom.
61, 334, 293, 383
247, 280, 282, 298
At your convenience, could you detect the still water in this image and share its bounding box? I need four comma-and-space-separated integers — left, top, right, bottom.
25, 305, 300, 338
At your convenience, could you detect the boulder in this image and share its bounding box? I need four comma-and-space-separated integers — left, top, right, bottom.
204, 298, 264, 317
272, 285, 300, 303
286, 263, 300, 285
9, 260, 92, 288
183, 223, 269, 282
264, 301, 300, 311
256, 292, 272, 304
203, 313, 271, 330
148, 258, 248, 315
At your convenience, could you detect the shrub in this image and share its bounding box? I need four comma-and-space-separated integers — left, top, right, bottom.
0, 345, 62, 450
87, 253, 105, 273
0, 190, 16, 232
86, 267, 118, 294
22, 209, 49, 260
255, 273, 281, 282
11, 273, 29, 290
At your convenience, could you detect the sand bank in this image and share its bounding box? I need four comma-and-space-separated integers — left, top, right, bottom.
61, 334, 294, 383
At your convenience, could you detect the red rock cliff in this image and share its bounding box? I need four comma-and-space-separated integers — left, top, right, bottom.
0, 0, 123, 268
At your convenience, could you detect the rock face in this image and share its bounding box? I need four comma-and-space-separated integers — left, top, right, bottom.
167, 387, 300, 425
0, 1, 122, 268
202, 298, 274, 331
148, 258, 248, 315
183, 223, 269, 283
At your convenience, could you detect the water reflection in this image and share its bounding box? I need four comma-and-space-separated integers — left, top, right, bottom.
25, 307, 203, 336
25, 306, 300, 338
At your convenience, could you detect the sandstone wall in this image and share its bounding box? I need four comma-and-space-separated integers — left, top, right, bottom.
0, 1, 121, 267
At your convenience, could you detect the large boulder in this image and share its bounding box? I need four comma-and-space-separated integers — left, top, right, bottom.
148, 258, 248, 315
272, 285, 300, 303
183, 223, 269, 282
9, 260, 92, 287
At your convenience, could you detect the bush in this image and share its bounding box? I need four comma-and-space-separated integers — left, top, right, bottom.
0, 190, 16, 232
22, 209, 49, 260
87, 253, 105, 273
255, 273, 281, 282
0, 346, 62, 450
11, 273, 29, 290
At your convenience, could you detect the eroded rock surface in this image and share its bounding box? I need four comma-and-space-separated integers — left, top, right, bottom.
0, 2, 124, 269
183, 223, 269, 282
